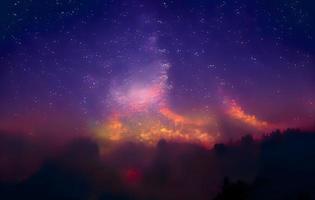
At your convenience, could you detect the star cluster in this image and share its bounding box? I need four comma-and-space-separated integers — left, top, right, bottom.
0, 0, 314, 145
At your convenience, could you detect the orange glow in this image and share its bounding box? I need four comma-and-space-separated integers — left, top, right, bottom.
160, 107, 185, 124
94, 108, 219, 149
95, 116, 126, 142
226, 100, 268, 129
160, 107, 209, 126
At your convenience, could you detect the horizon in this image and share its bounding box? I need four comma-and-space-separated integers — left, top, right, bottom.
0, 1, 315, 199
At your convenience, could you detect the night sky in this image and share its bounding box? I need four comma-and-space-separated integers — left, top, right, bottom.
1, 0, 314, 146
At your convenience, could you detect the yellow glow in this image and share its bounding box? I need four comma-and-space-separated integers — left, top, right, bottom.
95, 116, 126, 142
94, 107, 219, 149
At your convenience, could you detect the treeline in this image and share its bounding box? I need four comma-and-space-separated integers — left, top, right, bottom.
0, 129, 314, 200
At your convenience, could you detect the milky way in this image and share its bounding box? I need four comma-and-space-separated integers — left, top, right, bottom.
108, 36, 170, 113
0, 0, 314, 146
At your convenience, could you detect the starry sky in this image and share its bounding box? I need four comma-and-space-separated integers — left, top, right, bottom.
0, 0, 314, 145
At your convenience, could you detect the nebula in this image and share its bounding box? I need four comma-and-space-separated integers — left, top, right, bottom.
0, 1, 315, 199
0, 0, 314, 149
224, 99, 269, 130
95, 36, 220, 148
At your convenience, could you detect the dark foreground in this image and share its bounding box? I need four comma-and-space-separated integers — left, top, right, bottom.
1, 129, 315, 200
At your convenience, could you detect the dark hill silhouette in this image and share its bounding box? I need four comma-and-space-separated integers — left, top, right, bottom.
0, 129, 315, 200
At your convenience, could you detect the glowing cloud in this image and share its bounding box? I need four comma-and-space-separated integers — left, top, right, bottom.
111, 83, 165, 113
95, 115, 126, 142
108, 61, 170, 114
160, 107, 209, 126
225, 99, 269, 130
95, 36, 219, 149
95, 110, 218, 149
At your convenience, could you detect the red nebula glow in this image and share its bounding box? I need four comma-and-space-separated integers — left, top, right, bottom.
123, 168, 142, 185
